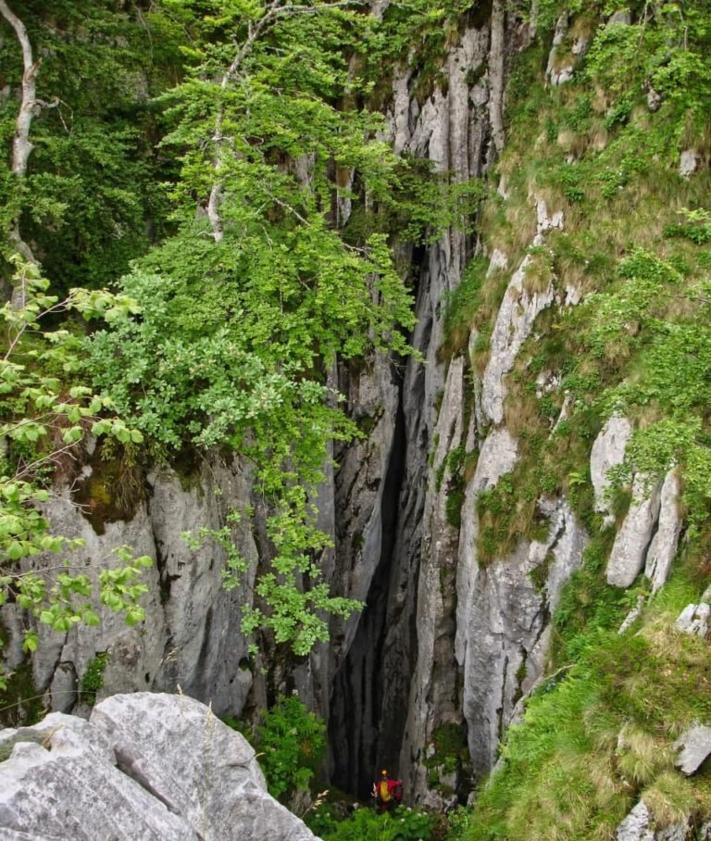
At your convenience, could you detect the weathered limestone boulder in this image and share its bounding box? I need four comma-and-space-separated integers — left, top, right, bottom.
617, 801, 655, 841
676, 603, 710, 639
679, 149, 699, 178
674, 724, 711, 776
0, 693, 320, 841
616, 800, 690, 841
590, 415, 632, 521
644, 470, 682, 593
606, 476, 662, 588
591, 420, 681, 591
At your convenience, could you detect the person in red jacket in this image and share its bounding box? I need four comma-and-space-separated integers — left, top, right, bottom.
372, 769, 403, 812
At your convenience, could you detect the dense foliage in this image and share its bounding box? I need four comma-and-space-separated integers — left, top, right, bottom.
0, 257, 151, 687
0, 0, 180, 292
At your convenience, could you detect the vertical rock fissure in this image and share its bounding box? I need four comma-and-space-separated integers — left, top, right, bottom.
329, 372, 409, 799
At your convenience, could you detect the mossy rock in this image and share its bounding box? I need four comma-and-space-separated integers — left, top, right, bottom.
72, 443, 146, 535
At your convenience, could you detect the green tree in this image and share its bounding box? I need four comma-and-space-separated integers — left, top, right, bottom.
0, 0, 181, 294
88, 0, 418, 654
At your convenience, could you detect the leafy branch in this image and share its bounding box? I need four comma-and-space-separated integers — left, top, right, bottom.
0, 258, 151, 689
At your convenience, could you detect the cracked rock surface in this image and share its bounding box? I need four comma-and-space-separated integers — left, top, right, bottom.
0, 692, 320, 841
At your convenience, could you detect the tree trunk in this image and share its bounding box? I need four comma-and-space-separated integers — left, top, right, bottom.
0, 0, 40, 306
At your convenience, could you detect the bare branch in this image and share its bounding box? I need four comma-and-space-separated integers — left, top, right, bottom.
0, 0, 38, 179
15, 444, 80, 481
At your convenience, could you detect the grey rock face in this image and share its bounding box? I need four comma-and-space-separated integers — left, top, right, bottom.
0, 693, 320, 841
606, 476, 662, 588
674, 724, 711, 775
455, 425, 587, 777
148, 459, 259, 715
1, 458, 259, 722
455, 427, 520, 668
331, 12, 506, 801
330, 353, 399, 659
644, 470, 682, 593
458, 498, 586, 777
590, 415, 632, 521
399, 356, 468, 808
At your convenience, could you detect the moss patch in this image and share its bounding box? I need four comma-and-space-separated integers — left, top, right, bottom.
72, 443, 145, 535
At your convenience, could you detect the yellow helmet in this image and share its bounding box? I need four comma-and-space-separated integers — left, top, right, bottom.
381, 769, 388, 776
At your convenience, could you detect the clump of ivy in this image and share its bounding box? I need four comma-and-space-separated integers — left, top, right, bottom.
79, 652, 108, 706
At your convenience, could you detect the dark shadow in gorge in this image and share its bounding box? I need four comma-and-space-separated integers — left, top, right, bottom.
328, 376, 409, 800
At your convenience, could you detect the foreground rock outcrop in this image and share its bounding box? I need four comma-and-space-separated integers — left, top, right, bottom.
616, 800, 689, 841
0, 692, 320, 841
